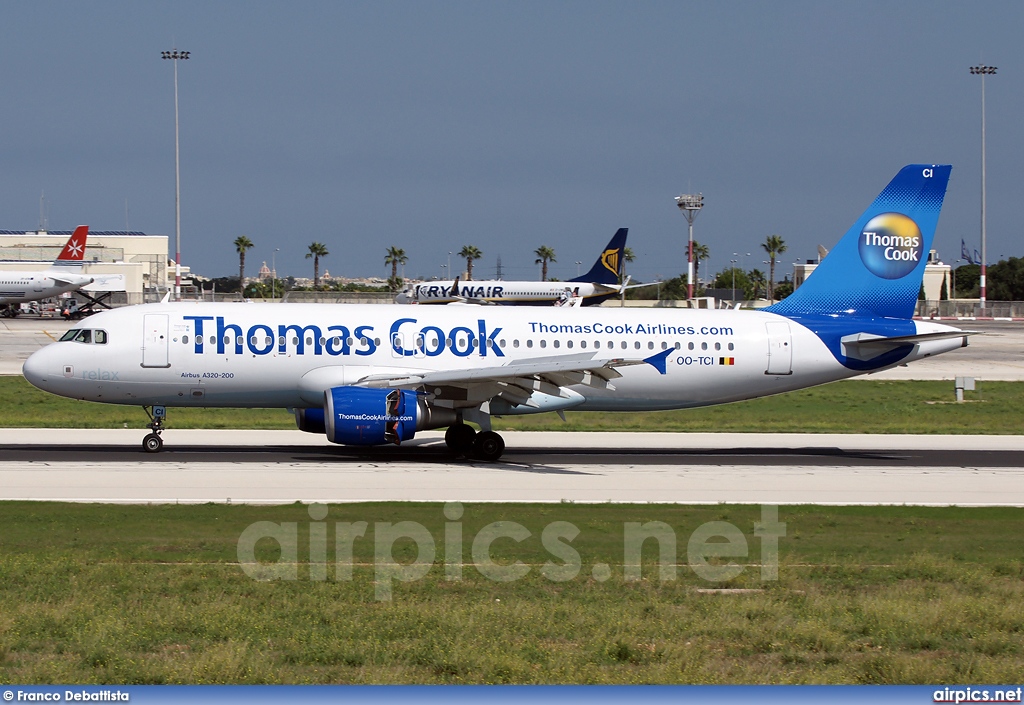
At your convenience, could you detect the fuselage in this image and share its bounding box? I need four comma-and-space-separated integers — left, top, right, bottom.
395, 280, 614, 306
0, 268, 94, 304
22, 301, 965, 412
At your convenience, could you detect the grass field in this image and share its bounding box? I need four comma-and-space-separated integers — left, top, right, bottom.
0, 502, 1022, 684
1, 376, 1021, 434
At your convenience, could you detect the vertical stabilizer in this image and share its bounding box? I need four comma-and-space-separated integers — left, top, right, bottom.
767, 166, 950, 320
570, 228, 628, 285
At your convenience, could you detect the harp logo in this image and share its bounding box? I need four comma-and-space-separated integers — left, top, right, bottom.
857, 212, 923, 280
600, 249, 620, 277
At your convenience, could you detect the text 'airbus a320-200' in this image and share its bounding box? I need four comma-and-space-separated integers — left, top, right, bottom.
24, 165, 970, 461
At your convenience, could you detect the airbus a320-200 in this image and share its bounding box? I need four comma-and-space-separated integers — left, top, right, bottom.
23, 165, 968, 461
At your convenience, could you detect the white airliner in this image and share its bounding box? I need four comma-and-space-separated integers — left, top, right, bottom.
23, 166, 969, 460
395, 229, 642, 306
0, 226, 93, 316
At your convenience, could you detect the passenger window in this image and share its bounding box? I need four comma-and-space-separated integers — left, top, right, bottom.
94, 330, 107, 345
209, 335, 216, 345
513, 340, 520, 348
688, 342, 695, 350
566, 340, 572, 349
553, 340, 560, 349
540, 340, 547, 349
527, 340, 533, 348
715, 342, 721, 351
183, 335, 190, 345
728, 343, 735, 351
607, 341, 613, 349
581, 341, 587, 349
701, 342, 708, 350
620, 341, 627, 349
649, 342, 655, 350
635, 341, 641, 350
661, 341, 667, 350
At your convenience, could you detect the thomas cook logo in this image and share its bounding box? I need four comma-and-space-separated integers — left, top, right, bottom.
858, 213, 923, 280
600, 249, 620, 276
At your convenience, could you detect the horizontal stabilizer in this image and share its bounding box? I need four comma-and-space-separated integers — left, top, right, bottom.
840, 330, 974, 362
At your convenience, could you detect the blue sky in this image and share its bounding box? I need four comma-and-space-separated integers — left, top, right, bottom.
1, 1, 1020, 283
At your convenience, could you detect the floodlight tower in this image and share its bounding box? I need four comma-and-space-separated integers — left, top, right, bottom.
970, 64, 996, 312
162, 48, 190, 300
675, 192, 704, 299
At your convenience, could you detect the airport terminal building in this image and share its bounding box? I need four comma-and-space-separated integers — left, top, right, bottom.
0, 229, 175, 304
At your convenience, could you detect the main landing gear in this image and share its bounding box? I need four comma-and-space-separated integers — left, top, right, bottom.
444, 422, 506, 462
142, 405, 166, 453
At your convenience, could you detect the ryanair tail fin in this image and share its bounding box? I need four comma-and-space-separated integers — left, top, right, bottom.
767, 166, 950, 320
570, 228, 628, 285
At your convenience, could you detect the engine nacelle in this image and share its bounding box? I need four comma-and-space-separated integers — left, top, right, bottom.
294, 407, 326, 434
324, 386, 418, 446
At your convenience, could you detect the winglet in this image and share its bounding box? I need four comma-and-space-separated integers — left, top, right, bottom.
642, 348, 673, 375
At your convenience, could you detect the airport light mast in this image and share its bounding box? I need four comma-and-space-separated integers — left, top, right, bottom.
675, 193, 703, 299
970, 64, 995, 313
162, 48, 190, 300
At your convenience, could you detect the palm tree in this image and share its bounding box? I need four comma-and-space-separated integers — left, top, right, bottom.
620, 247, 635, 284
459, 245, 482, 280
749, 268, 767, 300
534, 246, 557, 281
761, 234, 787, 301
384, 246, 408, 291
233, 236, 254, 290
692, 241, 710, 288
305, 241, 329, 288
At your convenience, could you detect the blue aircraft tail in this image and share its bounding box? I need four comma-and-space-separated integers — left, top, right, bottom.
570, 228, 628, 285
766, 165, 951, 320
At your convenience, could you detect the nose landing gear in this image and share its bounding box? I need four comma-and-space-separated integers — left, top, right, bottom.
142, 405, 166, 453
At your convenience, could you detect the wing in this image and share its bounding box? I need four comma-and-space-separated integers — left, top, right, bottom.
354, 352, 647, 411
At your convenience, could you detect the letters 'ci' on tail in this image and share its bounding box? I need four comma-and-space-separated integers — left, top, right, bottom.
767, 165, 951, 320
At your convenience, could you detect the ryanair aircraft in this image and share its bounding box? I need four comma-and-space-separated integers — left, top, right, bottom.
395, 229, 633, 306
23, 166, 969, 461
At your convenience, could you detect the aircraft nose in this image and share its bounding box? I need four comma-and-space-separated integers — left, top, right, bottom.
23, 347, 54, 390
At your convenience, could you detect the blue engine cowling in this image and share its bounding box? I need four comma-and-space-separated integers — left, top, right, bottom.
294, 407, 326, 434
324, 386, 418, 446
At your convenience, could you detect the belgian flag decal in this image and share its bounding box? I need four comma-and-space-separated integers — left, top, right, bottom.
719, 357, 735, 366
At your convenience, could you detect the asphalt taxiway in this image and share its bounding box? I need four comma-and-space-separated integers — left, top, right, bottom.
1, 430, 1021, 505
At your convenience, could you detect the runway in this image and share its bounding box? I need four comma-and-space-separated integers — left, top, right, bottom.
2, 429, 1022, 506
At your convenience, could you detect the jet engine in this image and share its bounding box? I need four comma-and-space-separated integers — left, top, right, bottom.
298, 386, 458, 446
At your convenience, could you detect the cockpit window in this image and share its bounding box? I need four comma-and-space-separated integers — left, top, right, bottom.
60, 329, 107, 344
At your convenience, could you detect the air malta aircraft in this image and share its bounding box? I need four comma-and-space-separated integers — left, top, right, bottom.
395, 229, 635, 306
0, 226, 93, 316
24, 166, 969, 461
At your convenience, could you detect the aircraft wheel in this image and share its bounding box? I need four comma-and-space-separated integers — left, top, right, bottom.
142, 433, 163, 453
473, 431, 505, 462
444, 423, 476, 453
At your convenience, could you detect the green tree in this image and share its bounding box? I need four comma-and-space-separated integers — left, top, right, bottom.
459, 245, 482, 281
761, 234, 787, 301
233, 235, 254, 288
620, 247, 636, 285
534, 246, 557, 282
749, 268, 766, 299
384, 246, 408, 291
692, 241, 710, 289
305, 242, 329, 288
712, 267, 753, 300
940, 275, 949, 301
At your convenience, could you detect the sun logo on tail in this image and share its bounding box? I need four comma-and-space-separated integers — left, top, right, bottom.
600, 249, 620, 276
